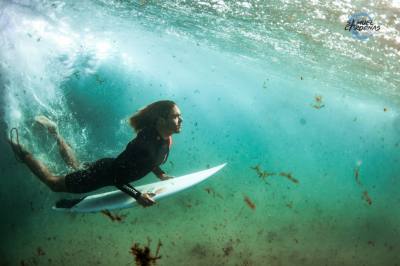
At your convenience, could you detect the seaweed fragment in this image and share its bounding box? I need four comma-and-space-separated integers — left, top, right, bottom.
354, 161, 373, 206
243, 195, 256, 210
251, 165, 274, 183
354, 163, 362, 186
252, 165, 300, 184
279, 172, 299, 184
130, 239, 162, 266
204, 187, 223, 199
362, 191, 372, 205
101, 210, 126, 222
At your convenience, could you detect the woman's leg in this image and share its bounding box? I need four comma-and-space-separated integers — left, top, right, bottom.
35, 115, 80, 170
9, 140, 67, 192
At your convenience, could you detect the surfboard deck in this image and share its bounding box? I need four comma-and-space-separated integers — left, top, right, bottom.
53, 163, 226, 213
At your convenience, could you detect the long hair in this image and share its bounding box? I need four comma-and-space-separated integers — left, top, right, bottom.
129, 100, 176, 132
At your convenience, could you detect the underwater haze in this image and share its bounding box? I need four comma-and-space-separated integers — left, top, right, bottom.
1, 0, 400, 265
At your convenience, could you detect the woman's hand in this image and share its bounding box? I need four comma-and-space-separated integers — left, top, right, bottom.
136, 193, 156, 207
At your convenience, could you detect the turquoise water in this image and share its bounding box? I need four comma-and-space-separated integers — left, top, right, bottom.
1, 0, 399, 265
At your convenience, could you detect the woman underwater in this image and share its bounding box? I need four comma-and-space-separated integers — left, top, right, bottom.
9, 100, 183, 207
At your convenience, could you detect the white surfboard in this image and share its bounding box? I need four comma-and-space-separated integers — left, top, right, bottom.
53, 163, 226, 213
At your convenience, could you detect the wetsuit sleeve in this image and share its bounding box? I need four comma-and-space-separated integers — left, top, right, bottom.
116, 183, 141, 199
152, 166, 165, 177
112, 130, 153, 184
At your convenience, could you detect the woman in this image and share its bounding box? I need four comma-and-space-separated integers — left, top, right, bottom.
9, 100, 183, 207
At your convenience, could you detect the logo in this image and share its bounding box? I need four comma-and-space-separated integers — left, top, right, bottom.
345, 12, 381, 41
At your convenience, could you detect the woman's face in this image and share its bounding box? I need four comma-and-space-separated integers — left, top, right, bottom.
165, 105, 183, 134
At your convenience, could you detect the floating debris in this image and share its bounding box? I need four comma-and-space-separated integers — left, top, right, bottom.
262, 81, 268, 89
36, 247, 45, 256
130, 239, 162, 266
362, 191, 372, 205
354, 161, 373, 206
222, 238, 240, 257
251, 165, 275, 183
279, 172, 299, 184
252, 165, 300, 184
383, 242, 394, 251
354, 161, 362, 186
311, 95, 325, 109
266, 231, 278, 243
204, 187, 213, 194
243, 195, 256, 210
94, 74, 106, 84
20, 246, 46, 266
204, 187, 223, 199
191, 243, 208, 257
222, 245, 233, 257
73, 70, 80, 79
101, 210, 126, 222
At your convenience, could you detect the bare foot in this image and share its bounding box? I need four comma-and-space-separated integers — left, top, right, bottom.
35, 115, 59, 136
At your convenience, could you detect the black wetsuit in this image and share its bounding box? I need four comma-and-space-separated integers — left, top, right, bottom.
64, 127, 170, 194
